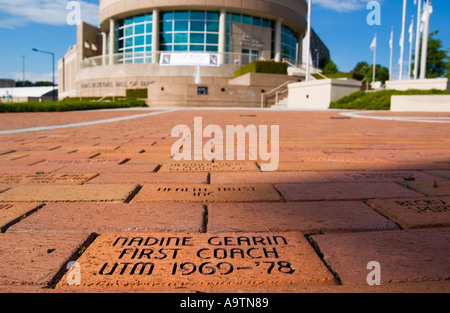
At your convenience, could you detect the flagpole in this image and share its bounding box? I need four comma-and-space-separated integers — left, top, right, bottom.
389, 27, 394, 81
413, 0, 422, 79
399, 0, 407, 80
305, 0, 312, 82
373, 33, 377, 84
420, 0, 431, 79
408, 15, 414, 79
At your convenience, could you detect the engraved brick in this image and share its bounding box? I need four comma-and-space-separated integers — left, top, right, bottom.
132, 184, 283, 203
87, 172, 208, 184
322, 171, 442, 183
0, 184, 138, 203
0, 173, 98, 185
368, 197, 450, 229
56, 232, 337, 290
158, 162, 260, 173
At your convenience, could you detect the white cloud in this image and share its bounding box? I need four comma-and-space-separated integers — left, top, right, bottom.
0, 0, 99, 28
314, 0, 380, 13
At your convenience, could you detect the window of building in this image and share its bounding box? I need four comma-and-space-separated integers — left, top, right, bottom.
160, 10, 220, 53
281, 25, 298, 63
117, 13, 153, 63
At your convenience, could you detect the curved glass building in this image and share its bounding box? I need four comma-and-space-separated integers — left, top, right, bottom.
59, 0, 330, 107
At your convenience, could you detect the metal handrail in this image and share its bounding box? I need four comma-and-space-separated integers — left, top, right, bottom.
80, 51, 264, 69
261, 80, 292, 108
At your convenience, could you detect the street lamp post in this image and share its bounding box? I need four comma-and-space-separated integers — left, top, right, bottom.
32, 48, 56, 101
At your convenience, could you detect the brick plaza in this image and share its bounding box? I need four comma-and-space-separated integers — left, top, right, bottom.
0, 109, 449, 293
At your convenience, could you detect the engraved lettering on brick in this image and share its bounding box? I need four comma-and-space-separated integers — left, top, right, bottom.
395, 199, 449, 213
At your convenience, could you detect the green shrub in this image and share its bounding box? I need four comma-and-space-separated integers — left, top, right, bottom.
235, 61, 288, 78
126, 89, 148, 99
0, 99, 147, 113
312, 72, 365, 81
330, 89, 450, 110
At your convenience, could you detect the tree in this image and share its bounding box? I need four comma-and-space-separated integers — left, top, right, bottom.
321, 58, 339, 74
368, 64, 389, 84
352, 61, 370, 75
413, 30, 448, 78
352, 61, 389, 84
15, 80, 55, 87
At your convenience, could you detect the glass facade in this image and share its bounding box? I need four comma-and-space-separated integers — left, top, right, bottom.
160, 11, 220, 52
225, 13, 274, 54
115, 10, 299, 64
281, 25, 298, 62
117, 13, 153, 63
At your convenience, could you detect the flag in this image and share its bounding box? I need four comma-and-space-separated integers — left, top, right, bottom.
421, 0, 433, 32
370, 35, 377, 51
389, 28, 394, 49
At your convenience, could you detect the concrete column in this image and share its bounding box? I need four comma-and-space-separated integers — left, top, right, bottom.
109, 19, 116, 65
152, 9, 160, 64
218, 9, 227, 64
102, 32, 107, 65
274, 19, 282, 62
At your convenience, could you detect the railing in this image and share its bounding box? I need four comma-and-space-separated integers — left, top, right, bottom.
80, 51, 265, 69
261, 80, 293, 108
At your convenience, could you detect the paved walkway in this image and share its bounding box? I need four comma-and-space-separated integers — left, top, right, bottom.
0, 109, 449, 293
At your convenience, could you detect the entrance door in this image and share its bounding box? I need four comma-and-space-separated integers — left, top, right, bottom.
242, 49, 260, 65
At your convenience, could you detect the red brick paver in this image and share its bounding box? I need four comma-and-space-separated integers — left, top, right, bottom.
0, 109, 449, 293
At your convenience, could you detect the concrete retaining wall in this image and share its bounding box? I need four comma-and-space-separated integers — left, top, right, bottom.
391, 95, 450, 112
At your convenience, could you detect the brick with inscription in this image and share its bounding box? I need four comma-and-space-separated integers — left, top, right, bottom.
208, 202, 398, 233
38, 159, 125, 166
0, 165, 64, 174
54, 164, 159, 173
275, 182, 424, 201
56, 232, 337, 290
8, 203, 205, 234
400, 181, 450, 196
0, 184, 138, 203
0, 233, 91, 286
158, 162, 260, 173
0, 203, 43, 232
132, 184, 283, 203
322, 171, 442, 183
87, 172, 208, 184
368, 197, 450, 229
312, 228, 450, 285
273, 162, 361, 172
0, 173, 98, 185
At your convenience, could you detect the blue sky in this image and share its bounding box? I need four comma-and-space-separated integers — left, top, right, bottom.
0, 0, 448, 82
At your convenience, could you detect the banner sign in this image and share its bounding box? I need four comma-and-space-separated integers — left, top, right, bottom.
159, 53, 220, 67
